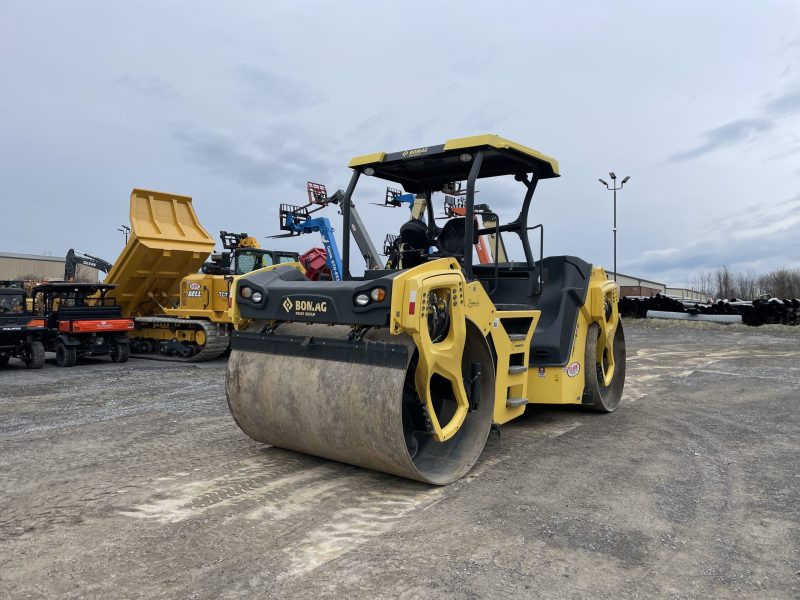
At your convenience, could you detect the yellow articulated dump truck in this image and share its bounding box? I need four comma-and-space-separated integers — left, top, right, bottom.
225, 134, 627, 484
105, 189, 299, 362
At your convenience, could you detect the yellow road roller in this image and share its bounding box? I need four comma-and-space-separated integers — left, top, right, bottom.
226, 134, 626, 485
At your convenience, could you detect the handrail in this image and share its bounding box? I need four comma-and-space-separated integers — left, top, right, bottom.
472, 209, 501, 296
526, 224, 544, 295
462, 150, 485, 279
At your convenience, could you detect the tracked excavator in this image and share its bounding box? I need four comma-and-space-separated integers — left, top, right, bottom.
226, 135, 626, 484
104, 189, 300, 361
64, 249, 113, 282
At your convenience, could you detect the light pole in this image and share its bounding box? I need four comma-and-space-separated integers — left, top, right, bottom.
598, 172, 630, 282
117, 225, 130, 245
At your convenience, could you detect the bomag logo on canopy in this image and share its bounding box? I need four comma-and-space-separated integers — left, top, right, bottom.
401, 147, 429, 158
282, 296, 328, 317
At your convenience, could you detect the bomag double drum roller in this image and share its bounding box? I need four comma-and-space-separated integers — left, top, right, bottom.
226, 135, 626, 485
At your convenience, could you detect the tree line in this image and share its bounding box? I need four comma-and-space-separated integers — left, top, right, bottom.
693, 266, 800, 300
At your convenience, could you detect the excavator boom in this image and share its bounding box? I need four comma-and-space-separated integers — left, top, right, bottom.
64, 249, 113, 281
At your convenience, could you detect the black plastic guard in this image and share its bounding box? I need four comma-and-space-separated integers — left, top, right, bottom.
235, 265, 398, 326
231, 329, 409, 369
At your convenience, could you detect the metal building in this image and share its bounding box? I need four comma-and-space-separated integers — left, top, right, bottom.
607, 271, 708, 301
0, 252, 100, 283
608, 272, 667, 297
666, 287, 709, 302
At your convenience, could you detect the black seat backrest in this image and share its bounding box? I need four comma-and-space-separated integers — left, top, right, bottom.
436, 217, 479, 257
472, 256, 592, 365
437, 218, 466, 256
528, 256, 591, 366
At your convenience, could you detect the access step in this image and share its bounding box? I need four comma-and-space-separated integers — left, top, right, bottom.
507, 333, 527, 342
508, 365, 528, 375
506, 397, 528, 408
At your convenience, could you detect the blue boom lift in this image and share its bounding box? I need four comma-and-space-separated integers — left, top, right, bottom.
277, 212, 343, 281
274, 182, 384, 281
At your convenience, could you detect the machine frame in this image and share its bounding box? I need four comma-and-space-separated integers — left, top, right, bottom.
228, 134, 625, 484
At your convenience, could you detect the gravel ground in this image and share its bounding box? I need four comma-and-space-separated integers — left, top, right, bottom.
0, 320, 798, 599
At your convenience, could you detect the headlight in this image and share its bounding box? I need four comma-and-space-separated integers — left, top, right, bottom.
370, 287, 386, 302
354, 293, 370, 306
240, 286, 253, 299
251, 291, 263, 303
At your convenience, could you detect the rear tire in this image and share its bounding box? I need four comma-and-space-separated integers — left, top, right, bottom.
25, 341, 45, 369
55, 343, 77, 368
583, 320, 626, 413
0, 353, 9, 367
111, 343, 130, 363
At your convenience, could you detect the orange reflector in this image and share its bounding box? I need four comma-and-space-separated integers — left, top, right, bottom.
26, 319, 45, 328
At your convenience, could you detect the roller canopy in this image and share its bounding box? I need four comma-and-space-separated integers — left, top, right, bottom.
348, 134, 560, 193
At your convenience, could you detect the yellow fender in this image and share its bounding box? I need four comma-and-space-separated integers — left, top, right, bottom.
390, 259, 472, 442
584, 271, 620, 386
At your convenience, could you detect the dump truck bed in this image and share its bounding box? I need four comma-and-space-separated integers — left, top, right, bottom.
105, 189, 216, 317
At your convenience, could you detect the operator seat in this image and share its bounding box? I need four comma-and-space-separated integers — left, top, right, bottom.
435, 217, 479, 258
397, 218, 432, 268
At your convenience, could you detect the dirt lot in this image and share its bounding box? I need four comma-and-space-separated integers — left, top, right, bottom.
1, 320, 798, 599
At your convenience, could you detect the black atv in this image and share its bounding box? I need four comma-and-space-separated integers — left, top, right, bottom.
0, 285, 46, 369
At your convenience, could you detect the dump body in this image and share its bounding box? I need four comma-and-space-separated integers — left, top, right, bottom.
105, 189, 216, 317
104, 189, 293, 362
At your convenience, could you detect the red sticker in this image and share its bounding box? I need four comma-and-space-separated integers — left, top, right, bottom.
566, 362, 580, 377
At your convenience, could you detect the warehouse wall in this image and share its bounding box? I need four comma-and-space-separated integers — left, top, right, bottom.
620, 285, 662, 298
0, 253, 99, 282
666, 287, 709, 302
610, 272, 667, 294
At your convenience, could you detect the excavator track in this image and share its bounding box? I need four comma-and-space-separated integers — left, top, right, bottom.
131, 317, 230, 363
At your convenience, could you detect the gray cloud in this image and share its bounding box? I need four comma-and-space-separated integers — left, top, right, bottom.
668, 79, 800, 163
629, 195, 800, 276
173, 127, 331, 188
668, 118, 774, 162
779, 193, 800, 206
629, 227, 800, 275
459, 103, 512, 133
707, 195, 800, 232
343, 113, 402, 152
764, 88, 800, 117
235, 66, 322, 110
117, 74, 179, 99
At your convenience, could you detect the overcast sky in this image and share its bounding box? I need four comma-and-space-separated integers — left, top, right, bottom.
2, 1, 799, 287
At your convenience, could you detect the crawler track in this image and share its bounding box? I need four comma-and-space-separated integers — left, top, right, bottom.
132, 316, 230, 363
